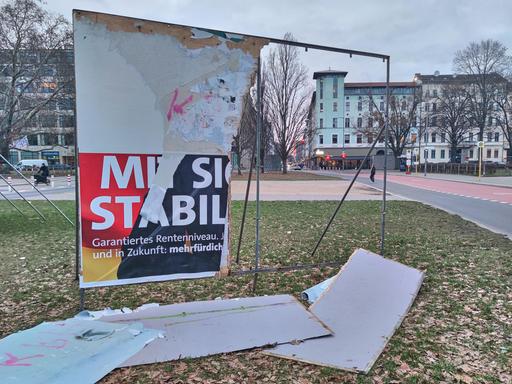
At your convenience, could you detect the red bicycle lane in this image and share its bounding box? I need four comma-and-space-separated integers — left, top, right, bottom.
374, 174, 512, 204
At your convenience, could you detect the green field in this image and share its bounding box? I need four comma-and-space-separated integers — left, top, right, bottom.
0, 200, 510, 383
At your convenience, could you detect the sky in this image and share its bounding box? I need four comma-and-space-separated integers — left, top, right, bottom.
45, 0, 512, 85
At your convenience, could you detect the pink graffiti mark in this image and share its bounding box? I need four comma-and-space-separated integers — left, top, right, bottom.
22, 338, 68, 350
0, 353, 44, 367
167, 89, 193, 121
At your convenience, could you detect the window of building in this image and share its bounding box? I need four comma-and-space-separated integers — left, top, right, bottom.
469, 132, 474, 142
358, 100, 362, 111
319, 102, 323, 112
494, 149, 499, 158
27, 134, 38, 146
333, 118, 337, 128
424, 103, 430, 112
487, 132, 492, 141
356, 134, 362, 144
58, 114, 75, 128
368, 117, 373, 127
346, 101, 350, 111
441, 133, 446, 143
424, 150, 428, 159
440, 149, 445, 159
345, 118, 350, 128
401, 100, 406, 110
319, 80, 323, 99
332, 134, 338, 144
433, 89, 438, 97
431, 116, 437, 126
431, 149, 436, 159
64, 133, 74, 146
424, 132, 428, 143
469, 149, 474, 158
488, 116, 493, 125
319, 118, 323, 129
333, 77, 338, 98
367, 133, 373, 144
411, 133, 417, 143
319, 135, 323, 145
41, 133, 59, 145
425, 90, 430, 98
431, 132, 437, 143
333, 101, 337, 112
344, 134, 350, 144
379, 101, 384, 111
495, 132, 500, 142
357, 117, 362, 128
369, 100, 373, 112
21, 151, 39, 160
378, 135, 384, 143
39, 114, 57, 128
486, 149, 491, 158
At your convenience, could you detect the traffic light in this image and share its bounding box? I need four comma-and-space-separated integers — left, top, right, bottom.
325, 154, 331, 161
341, 152, 347, 159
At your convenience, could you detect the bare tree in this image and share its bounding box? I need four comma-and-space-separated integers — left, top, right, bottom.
433, 84, 472, 162
264, 33, 310, 173
0, 0, 72, 159
360, 90, 420, 161
494, 82, 512, 163
453, 40, 511, 146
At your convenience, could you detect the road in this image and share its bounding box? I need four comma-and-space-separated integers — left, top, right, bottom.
316, 170, 512, 240
0, 176, 75, 200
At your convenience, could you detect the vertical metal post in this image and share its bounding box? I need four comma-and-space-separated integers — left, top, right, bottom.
235, 142, 256, 264
79, 288, 85, 311
252, 58, 262, 293
380, 58, 390, 256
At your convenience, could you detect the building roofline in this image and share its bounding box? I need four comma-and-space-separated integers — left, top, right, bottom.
313, 70, 348, 79
344, 82, 417, 88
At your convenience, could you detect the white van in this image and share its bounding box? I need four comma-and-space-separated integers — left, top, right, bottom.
14, 159, 48, 170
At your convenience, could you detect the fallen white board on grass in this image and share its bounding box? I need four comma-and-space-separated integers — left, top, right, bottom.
265, 248, 424, 373
100, 294, 331, 366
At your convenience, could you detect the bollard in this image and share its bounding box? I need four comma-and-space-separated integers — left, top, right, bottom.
7, 176, 12, 192
67, 174, 71, 187
51, 174, 55, 188
31, 176, 35, 190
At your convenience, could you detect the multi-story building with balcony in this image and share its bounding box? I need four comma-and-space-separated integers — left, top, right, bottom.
0, 48, 75, 167
414, 72, 509, 164
308, 70, 510, 169
309, 69, 417, 169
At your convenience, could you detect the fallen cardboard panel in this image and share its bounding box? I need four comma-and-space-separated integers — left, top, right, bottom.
100, 294, 331, 366
0, 319, 160, 384
266, 248, 424, 373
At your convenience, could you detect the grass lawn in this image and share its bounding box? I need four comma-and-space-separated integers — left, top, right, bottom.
230, 170, 338, 181
0, 200, 510, 383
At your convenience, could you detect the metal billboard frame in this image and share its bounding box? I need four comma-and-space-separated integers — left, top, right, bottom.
72, 10, 390, 308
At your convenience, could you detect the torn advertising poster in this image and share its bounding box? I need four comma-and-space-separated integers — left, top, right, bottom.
73, 10, 268, 288
0, 318, 160, 384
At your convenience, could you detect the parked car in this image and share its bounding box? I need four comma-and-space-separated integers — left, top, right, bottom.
14, 159, 48, 171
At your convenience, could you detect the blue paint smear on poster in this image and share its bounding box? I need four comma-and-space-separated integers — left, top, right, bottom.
0, 318, 160, 383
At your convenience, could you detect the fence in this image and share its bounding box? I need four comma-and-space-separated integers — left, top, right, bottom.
417, 162, 511, 176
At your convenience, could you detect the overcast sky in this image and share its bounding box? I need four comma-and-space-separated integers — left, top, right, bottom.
46, 0, 512, 84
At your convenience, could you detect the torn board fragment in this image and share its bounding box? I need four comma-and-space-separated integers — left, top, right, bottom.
73, 10, 268, 288
99, 294, 331, 366
266, 248, 424, 374
0, 318, 159, 384
301, 276, 335, 304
